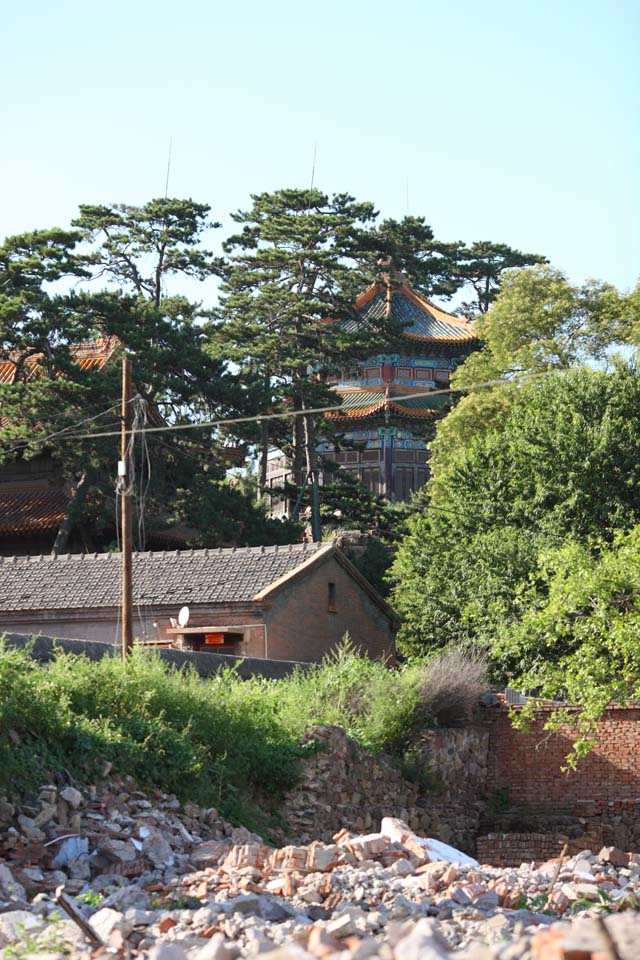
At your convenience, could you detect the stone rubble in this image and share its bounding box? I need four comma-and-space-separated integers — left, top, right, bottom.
0, 779, 639, 959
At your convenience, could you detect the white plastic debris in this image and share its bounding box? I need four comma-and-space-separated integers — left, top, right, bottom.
380, 817, 479, 867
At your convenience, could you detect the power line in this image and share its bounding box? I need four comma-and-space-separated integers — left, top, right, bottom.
0, 401, 124, 457
40, 371, 556, 446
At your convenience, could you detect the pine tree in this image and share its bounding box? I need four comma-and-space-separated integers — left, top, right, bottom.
217, 188, 404, 537
0, 202, 250, 551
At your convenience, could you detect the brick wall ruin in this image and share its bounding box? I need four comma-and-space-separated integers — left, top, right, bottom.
278, 724, 489, 855
483, 704, 640, 807
279, 704, 640, 866
478, 704, 640, 864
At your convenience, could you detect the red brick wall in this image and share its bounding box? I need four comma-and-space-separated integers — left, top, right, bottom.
484, 705, 640, 809
477, 832, 567, 866
264, 555, 395, 663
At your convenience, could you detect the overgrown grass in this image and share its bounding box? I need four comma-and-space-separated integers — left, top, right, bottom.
265, 640, 424, 751
0, 641, 300, 825
0, 639, 487, 828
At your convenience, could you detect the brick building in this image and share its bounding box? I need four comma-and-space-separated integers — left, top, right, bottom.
0, 542, 397, 662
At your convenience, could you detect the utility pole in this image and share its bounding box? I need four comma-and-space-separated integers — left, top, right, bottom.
120, 354, 133, 660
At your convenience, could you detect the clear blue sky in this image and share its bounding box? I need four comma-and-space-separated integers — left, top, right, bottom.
2, 0, 638, 292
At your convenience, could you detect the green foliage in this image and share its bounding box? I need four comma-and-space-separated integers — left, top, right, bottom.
498, 527, 640, 765
0, 643, 301, 823
73, 198, 220, 307
318, 470, 403, 536
0, 639, 444, 828
0, 201, 282, 552
172, 474, 302, 547
393, 358, 640, 762
369, 216, 462, 300
430, 266, 633, 475
368, 220, 545, 311
350, 537, 395, 598
393, 363, 640, 659
75, 889, 104, 907
267, 638, 423, 752
451, 240, 548, 316
217, 188, 400, 499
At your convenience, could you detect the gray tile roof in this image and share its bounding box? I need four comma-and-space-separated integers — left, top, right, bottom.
0, 543, 330, 612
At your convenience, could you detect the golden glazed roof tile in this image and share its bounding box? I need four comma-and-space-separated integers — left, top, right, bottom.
343, 272, 478, 345
0, 337, 120, 385
0, 488, 70, 534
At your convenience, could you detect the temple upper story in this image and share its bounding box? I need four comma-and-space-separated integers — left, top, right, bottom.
267, 267, 479, 510
317, 264, 473, 418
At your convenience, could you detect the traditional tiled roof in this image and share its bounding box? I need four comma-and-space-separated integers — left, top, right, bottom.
0, 337, 120, 385
0, 488, 70, 535
327, 390, 450, 422
343, 272, 477, 346
0, 543, 331, 611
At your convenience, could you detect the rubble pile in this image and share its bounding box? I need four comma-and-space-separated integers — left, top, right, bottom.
1, 780, 639, 959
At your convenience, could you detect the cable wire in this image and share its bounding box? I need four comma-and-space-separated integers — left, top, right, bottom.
37, 371, 558, 445
0, 400, 125, 457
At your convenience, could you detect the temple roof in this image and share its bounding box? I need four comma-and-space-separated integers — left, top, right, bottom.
327, 389, 451, 422
343, 271, 477, 346
0, 487, 70, 535
0, 337, 120, 385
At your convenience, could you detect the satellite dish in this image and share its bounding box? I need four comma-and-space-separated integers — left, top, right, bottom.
178, 606, 190, 628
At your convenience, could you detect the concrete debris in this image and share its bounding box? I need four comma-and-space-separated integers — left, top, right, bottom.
0, 780, 639, 958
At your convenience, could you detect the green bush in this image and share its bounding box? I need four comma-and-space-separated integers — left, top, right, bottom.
266, 638, 423, 752
0, 643, 300, 824
0, 638, 442, 827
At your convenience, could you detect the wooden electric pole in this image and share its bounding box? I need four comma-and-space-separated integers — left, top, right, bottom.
120, 354, 133, 660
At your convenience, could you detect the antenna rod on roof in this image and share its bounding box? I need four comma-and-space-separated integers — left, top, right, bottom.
120, 354, 133, 660
164, 136, 172, 200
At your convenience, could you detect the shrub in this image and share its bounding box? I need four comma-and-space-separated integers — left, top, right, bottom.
268, 637, 423, 752
0, 637, 446, 827
418, 650, 489, 725
0, 642, 301, 826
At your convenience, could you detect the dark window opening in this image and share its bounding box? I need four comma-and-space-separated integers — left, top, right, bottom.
394, 468, 415, 501
328, 582, 337, 612
182, 631, 243, 653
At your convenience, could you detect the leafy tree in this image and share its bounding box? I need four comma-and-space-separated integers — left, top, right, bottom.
367, 220, 546, 312
73, 198, 219, 308
369, 216, 461, 299
392, 363, 640, 656
217, 188, 405, 536
496, 528, 640, 765
622, 281, 640, 344
0, 201, 274, 552
69, 199, 259, 547
72, 199, 234, 413
429, 266, 633, 483
318, 469, 400, 536
0, 228, 124, 551
172, 474, 302, 547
